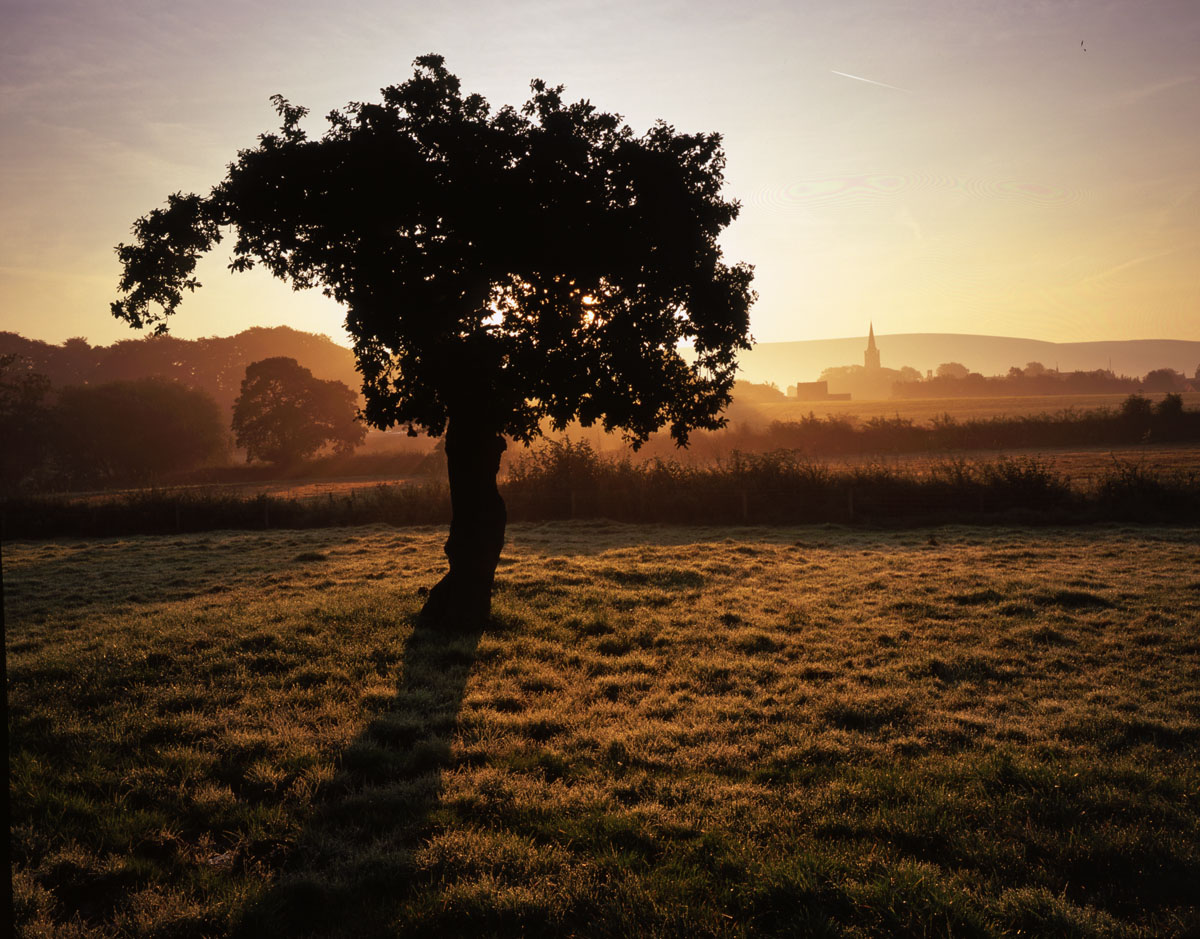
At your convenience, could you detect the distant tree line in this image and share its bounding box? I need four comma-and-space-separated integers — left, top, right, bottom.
0, 352, 363, 493
0, 325, 359, 417
752, 394, 1197, 454
893, 361, 1194, 398
804, 358, 1197, 401
0, 354, 229, 491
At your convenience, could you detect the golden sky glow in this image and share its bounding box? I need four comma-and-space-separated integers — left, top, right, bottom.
2, 0, 1197, 346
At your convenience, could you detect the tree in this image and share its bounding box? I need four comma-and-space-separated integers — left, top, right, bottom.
935, 362, 970, 380
0, 354, 53, 491
1119, 393, 1153, 434
111, 55, 754, 628
232, 357, 365, 465
52, 378, 228, 487
1154, 392, 1184, 423
1142, 367, 1185, 393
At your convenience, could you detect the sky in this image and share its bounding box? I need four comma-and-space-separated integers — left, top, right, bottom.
2, 0, 1198, 349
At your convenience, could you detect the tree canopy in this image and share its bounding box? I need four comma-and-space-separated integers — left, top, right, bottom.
1, 327, 360, 419
112, 54, 755, 626
232, 356, 365, 465
0, 354, 53, 491
1142, 368, 1186, 393
935, 362, 971, 381
112, 54, 754, 448
53, 378, 228, 486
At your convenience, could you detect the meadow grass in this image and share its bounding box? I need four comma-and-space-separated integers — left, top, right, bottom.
743, 391, 1200, 426
6, 523, 1200, 937
6, 447, 1200, 540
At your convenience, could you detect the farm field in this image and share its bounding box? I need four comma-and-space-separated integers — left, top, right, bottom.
51, 442, 1200, 513
65, 474, 431, 506
741, 391, 1200, 425
810, 443, 1200, 488
7, 522, 1200, 937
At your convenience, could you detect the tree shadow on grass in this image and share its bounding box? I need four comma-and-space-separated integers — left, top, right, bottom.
235, 616, 483, 938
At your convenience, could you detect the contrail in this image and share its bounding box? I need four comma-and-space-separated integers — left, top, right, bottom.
830, 70, 909, 92
1080, 247, 1180, 286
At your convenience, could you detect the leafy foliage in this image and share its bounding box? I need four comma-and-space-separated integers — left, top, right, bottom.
51, 378, 228, 486
0, 326, 360, 418
0, 353, 53, 491
9, 447, 1200, 539
112, 54, 754, 447
232, 357, 365, 465
749, 394, 1200, 453
1142, 367, 1187, 392
894, 364, 1154, 398
935, 362, 970, 380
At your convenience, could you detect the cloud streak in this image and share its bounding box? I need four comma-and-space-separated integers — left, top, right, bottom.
830, 69, 910, 92
1109, 74, 1196, 108
1078, 247, 1181, 286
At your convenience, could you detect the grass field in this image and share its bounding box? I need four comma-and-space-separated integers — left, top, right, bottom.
741, 391, 1200, 425
7, 523, 1200, 937
45, 443, 1200, 515
806, 444, 1200, 487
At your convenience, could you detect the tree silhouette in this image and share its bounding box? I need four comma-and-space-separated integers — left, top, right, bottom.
1142, 367, 1185, 393
53, 378, 227, 486
0, 354, 53, 492
935, 362, 970, 380
232, 357, 364, 465
112, 54, 754, 628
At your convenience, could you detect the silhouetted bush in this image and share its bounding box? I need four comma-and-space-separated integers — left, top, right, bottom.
1155, 392, 1185, 426
749, 395, 1199, 455
5, 442, 1199, 538
1094, 459, 1200, 521
1, 482, 450, 540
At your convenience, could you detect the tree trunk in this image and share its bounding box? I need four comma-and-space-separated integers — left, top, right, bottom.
419, 418, 507, 630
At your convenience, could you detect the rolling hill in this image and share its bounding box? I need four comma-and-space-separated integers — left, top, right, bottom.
6, 326, 1198, 408
735, 333, 1200, 387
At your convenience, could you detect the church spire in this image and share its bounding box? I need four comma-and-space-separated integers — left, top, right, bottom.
864, 322, 881, 370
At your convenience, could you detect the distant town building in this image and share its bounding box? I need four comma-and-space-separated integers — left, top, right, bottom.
864, 322, 881, 370
789, 380, 851, 401
788, 325, 914, 400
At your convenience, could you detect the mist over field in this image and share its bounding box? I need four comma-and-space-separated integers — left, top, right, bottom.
6, 0, 1200, 931
733, 335, 1200, 387
6, 328, 1200, 935
7, 523, 1200, 936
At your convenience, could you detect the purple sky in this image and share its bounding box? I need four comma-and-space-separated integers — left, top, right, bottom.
2, 0, 1198, 346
